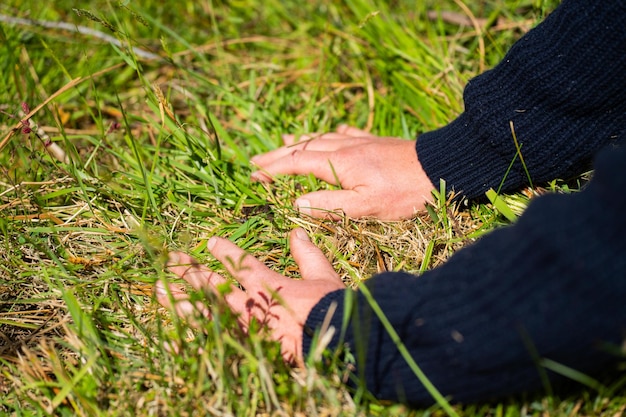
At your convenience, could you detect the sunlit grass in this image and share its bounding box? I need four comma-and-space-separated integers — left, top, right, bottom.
1, 0, 623, 415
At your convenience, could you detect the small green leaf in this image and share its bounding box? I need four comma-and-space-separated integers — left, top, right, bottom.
486, 188, 518, 222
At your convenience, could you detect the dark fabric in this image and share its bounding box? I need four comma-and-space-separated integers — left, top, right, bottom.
302, 0, 626, 407
417, 0, 626, 199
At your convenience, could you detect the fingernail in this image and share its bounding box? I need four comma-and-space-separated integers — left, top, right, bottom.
294, 228, 309, 241
295, 199, 311, 216
207, 237, 217, 250
167, 252, 180, 265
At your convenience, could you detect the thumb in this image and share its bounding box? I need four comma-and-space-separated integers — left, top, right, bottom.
295, 189, 371, 220
289, 228, 339, 282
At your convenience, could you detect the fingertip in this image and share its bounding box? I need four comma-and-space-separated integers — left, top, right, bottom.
335, 124, 349, 134
295, 196, 344, 221
282, 134, 295, 146
337, 124, 372, 138
250, 171, 272, 183
155, 280, 185, 307
167, 251, 181, 267
291, 227, 310, 242
155, 280, 167, 299
295, 198, 312, 216
162, 340, 181, 355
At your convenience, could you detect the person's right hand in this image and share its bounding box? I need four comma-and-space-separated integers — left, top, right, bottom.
250, 125, 435, 220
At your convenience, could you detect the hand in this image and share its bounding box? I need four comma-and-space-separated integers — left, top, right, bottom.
251, 125, 435, 220
155, 228, 345, 365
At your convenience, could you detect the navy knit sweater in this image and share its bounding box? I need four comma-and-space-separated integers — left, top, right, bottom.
302, 0, 626, 406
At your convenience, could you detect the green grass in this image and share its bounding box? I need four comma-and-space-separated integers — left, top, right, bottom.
1, 0, 624, 415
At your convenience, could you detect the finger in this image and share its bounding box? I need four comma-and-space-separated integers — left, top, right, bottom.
162, 252, 264, 335
207, 237, 279, 291
167, 251, 251, 310
281, 132, 338, 147
167, 252, 229, 293
295, 189, 374, 219
282, 126, 374, 146
251, 136, 364, 171
282, 134, 297, 146
281, 132, 339, 146
252, 150, 345, 184
155, 280, 211, 321
335, 124, 375, 138
157, 271, 258, 335
282, 131, 359, 145
289, 228, 340, 282
155, 279, 185, 307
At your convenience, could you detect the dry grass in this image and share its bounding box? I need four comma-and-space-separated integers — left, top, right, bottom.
2, 0, 623, 415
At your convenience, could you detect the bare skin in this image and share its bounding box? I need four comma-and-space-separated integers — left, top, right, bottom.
250, 125, 435, 220
156, 125, 433, 362
156, 228, 344, 365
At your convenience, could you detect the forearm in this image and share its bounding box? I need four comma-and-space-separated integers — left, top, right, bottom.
303, 144, 626, 406
417, 0, 626, 199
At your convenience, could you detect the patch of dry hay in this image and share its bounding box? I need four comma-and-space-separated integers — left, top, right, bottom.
289, 200, 483, 287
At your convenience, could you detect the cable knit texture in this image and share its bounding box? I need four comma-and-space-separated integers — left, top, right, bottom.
303, 0, 626, 407
416, 0, 626, 198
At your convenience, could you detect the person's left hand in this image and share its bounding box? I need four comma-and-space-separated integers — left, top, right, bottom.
155, 228, 345, 365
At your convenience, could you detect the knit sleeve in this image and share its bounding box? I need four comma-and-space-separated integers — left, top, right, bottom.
302, 144, 626, 406
416, 0, 626, 199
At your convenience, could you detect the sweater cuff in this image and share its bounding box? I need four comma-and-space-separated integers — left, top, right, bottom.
302, 289, 346, 358
416, 112, 524, 200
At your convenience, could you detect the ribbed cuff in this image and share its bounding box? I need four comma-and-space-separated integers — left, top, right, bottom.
302, 289, 347, 358
416, 112, 525, 200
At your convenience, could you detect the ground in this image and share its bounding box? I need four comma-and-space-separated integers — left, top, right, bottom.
1, 0, 624, 415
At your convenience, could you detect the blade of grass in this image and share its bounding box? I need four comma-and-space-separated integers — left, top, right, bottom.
358, 283, 459, 417
486, 188, 518, 222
